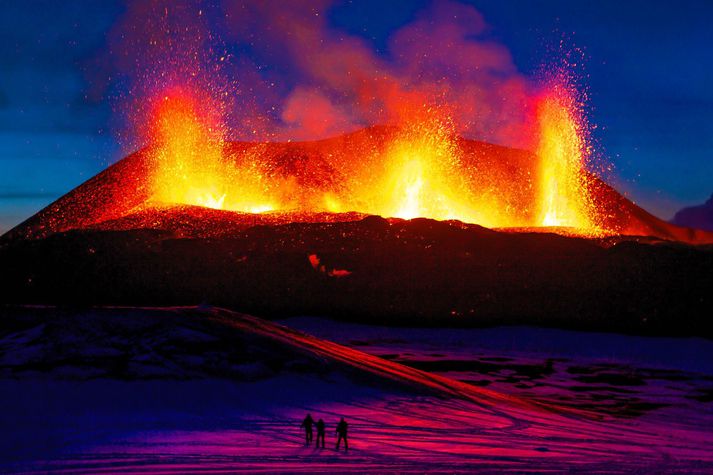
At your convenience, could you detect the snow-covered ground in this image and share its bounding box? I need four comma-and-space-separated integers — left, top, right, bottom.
0, 307, 712, 473
285, 318, 713, 418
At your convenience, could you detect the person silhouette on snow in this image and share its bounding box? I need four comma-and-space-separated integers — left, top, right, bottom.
335, 417, 348, 451
315, 418, 326, 448
301, 413, 314, 445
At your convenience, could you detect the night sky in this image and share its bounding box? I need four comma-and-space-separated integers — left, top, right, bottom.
1, 0, 711, 233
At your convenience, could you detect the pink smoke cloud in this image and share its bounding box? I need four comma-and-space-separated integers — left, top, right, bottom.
93, 0, 540, 148
222, 0, 536, 146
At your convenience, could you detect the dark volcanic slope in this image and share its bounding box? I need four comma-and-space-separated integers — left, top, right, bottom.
1, 217, 711, 337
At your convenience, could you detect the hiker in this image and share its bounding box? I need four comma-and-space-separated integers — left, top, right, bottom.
315, 418, 326, 448
301, 413, 314, 445
335, 417, 348, 451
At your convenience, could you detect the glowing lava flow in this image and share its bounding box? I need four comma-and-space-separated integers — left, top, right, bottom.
536, 85, 596, 231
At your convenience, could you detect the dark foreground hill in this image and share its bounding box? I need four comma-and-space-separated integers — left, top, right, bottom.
1, 215, 711, 337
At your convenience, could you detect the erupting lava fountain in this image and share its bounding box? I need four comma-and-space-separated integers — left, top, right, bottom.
5, 82, 713, 245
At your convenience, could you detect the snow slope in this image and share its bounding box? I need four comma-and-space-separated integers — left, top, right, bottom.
0, 306, 712, 472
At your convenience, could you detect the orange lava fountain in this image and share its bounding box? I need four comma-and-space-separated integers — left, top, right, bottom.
361, 122, 489, 225
536, 84, 597, 231
148, 92, 278, 214
144, 84, 602, 235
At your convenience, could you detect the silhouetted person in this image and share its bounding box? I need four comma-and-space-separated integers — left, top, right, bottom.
335, 417, 348, 451
301, 413, 314, 445
315, 419, 326, 448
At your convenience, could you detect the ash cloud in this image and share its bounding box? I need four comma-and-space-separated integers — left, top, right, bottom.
223, 0, 535, 146
95, 0, 539, 148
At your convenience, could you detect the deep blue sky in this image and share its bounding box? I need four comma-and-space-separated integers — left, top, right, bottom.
1, 0, 711, 232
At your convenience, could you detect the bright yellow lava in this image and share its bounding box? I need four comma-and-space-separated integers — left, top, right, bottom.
536, 90, 595, 230
145, 89, 602, 236
375, 132, 484, 224
149, 94, 276, 214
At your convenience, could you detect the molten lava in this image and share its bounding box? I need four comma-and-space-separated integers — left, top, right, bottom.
367, 124, 485, 224
149, 92, 277, 214
536, 85, 596, 231
141, 83, 605, 235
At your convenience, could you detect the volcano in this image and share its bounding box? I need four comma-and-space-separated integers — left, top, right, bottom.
1, 126, 713, 337
4, 126, 713, 244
